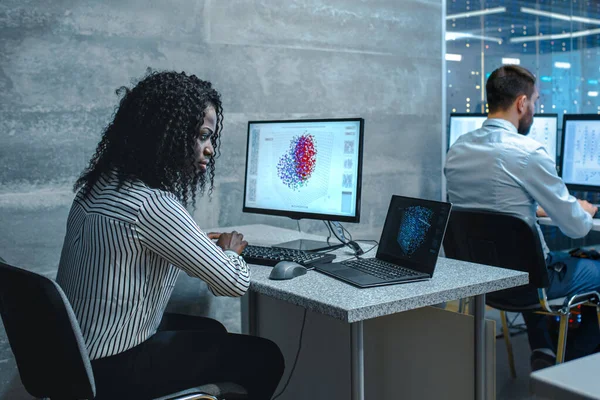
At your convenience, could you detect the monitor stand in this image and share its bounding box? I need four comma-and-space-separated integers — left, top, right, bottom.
273, 239, 344, 252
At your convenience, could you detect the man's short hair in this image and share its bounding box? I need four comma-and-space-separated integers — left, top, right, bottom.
486, 65, 536, 112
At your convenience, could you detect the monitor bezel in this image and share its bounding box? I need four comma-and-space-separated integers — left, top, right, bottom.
447, 113, 559, 154
558, 113, 600, 191
242, 117, 364, 223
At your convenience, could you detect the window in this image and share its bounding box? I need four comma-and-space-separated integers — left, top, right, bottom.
446, 0, 600, 117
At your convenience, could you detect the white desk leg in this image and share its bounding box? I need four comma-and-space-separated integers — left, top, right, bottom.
473, 294, 485, 400
351, 321, 365, 400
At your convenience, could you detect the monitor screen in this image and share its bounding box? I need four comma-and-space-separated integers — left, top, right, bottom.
448, 113, 487, 149
559, 114, 600, 191
243, 118, 364, 223
448, 113, 559, 162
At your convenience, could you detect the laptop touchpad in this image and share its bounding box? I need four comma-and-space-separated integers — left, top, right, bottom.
337, 269, 364, 278
337, 269, 381, 284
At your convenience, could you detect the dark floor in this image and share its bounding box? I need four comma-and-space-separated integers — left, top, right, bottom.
489, 309, 537, 400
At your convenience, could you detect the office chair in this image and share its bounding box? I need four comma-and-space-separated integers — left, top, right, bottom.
0, 260, 248, 400
443, 208, 600, 377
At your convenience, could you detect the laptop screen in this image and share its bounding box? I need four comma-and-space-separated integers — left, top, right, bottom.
376, 195, 452, 275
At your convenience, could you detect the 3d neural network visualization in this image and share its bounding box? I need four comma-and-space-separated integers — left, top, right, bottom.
397, 206, 433, 256
277, 133, 317, 191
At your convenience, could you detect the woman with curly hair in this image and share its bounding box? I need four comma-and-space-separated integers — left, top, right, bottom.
56, 70, 284, 399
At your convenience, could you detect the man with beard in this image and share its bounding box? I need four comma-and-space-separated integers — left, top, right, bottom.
445, 65, 600, 370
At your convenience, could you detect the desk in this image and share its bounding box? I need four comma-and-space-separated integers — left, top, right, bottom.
530, 353, 600, 399
538, 216, 600, 232
220, 224, 528, 400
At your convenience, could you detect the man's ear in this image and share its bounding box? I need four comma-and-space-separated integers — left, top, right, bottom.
516, 94, 527, 113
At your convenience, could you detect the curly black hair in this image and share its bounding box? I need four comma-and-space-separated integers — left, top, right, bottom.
75, 70, 223, 207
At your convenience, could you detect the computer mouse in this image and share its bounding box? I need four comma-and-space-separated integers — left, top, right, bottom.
269, 261, 308, 280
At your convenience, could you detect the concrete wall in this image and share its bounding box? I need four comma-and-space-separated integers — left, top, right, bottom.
0, 0, 444, 397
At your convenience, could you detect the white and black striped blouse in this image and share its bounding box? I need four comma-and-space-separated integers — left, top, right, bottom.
56, 172, 249, 360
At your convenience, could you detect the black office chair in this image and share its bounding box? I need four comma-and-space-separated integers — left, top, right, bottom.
0, 259, 247, 400
443, 208, 600, 376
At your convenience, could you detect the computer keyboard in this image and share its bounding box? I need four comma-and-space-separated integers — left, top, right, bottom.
340, 258, 421, 280
241, 245, 336, 267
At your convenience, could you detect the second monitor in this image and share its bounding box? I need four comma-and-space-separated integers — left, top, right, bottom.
448, 113, 559, 162
559, 114, 600, 191
243, 118, 364, 243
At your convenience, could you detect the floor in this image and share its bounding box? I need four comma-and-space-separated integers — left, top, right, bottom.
488, 309, 537, 400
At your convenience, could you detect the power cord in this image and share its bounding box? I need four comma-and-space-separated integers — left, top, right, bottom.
328, 221, 349, 243
320, 220, 355, 253
327, 221, 367, 256
271, 308, 308, 400
322, 220, 334, 245
341, 224, 353, 241
354, 239, 379, 258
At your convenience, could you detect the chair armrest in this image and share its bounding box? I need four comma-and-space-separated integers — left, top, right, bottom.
537, 288, 555, 313
154, 392, 217, 400
562, 291, 600, 311
153, 382, 248, 400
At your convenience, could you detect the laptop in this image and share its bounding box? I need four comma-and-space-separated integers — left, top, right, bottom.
315, 195, 452, 288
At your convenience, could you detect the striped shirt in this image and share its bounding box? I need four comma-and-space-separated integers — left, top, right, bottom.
56, 172, 249, 360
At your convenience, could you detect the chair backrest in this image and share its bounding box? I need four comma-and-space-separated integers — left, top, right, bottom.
443, 208, 549, 307
0, 260, 96, 399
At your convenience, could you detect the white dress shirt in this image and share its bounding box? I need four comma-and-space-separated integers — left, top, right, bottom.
444, 118, 592, 255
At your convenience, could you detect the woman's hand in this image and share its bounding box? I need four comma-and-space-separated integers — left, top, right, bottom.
211, 231, 248, 255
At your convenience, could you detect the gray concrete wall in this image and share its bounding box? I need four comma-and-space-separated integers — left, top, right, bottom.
0, 0, 443, 397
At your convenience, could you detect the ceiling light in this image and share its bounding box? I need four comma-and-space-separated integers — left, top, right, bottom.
446, 7, 506, 20
521, 7, 600, 25
446, 31, 503, 44
510, 27, 600, 43
445, 53, 463, 62
554, 62, 571, 69
502, 58, 521, 65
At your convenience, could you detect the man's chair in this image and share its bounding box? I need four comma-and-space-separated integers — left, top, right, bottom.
0, 259, 247, 400
443, 208, 600, 376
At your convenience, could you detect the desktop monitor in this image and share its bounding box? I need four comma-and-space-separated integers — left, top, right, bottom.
448, 113, 487, 149
559, 114, 600, 191
448, 113, 559, 163
243, 117, 364, 230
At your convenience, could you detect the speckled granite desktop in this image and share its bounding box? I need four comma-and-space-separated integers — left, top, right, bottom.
218, 224, 530, 323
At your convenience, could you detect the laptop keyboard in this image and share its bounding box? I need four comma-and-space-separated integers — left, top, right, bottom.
341, 258, 422, 280
241, 245, 336, 267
